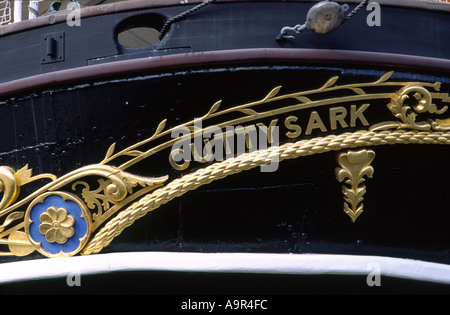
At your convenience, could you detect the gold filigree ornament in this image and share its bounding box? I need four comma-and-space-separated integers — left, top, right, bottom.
0, 163, 167, 257
0, 71, 450, 258
370, 84, 450, 131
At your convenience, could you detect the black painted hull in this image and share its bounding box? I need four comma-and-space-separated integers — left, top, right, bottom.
1, 0, 450, 293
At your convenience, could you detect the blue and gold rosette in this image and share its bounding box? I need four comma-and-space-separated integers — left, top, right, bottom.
24, 192, 91, 258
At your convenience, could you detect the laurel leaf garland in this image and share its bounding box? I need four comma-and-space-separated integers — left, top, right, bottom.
103, 143, 116, 161
374, 71, 394, 84
205, 100, 222, 118
319, 76, 339, 90
263, 86, 282, 101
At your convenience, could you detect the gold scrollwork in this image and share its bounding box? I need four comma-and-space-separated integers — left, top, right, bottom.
371, 84, 450, 131
72, 168, 168, 229
0, 164, 167, 257
0, 165, 56, 215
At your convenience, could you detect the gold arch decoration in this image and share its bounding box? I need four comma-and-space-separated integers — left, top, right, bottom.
0, 71, 449, 258
82, 129, 450, 255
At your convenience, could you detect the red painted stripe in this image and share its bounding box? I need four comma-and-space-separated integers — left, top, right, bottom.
0, 48, 449, 97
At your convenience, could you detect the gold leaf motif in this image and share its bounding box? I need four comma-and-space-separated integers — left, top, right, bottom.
0, 211, 23, 232
239, 108, 258, 116
263, 86, 282, 101
373, 71, 394, 84
336, 149, 375, 222
205, 100, 222, 117
104, 143, 116, 160
295, 96, 312, 103
124, 150, 144, 157
319, 76, 339, 90
15, 165, 33, 185
348, 87, 366, 95
153, 118, 167, 138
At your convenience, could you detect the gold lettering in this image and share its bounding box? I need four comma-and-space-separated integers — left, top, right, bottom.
222, 128, 234, 157
190, 141, 213, 163
257, 119, 278, 144
267, 119, 278, 144
284, 116, 302, 138
169, 148, 190, 171
306, 111, 327, 135
350, 104, 370, 127
329, 107, 348, 130
235, 125, 257, 150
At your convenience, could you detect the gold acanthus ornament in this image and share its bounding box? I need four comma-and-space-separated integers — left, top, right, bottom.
371, 84, 450, 131
336, 149, 375, 222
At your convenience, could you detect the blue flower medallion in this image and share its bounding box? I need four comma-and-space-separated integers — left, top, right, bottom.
25, 192, 91, 257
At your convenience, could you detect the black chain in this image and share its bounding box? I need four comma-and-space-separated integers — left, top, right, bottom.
159, 0, 218, 40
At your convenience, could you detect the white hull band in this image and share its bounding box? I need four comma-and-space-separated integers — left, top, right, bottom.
1, 252, 450, 285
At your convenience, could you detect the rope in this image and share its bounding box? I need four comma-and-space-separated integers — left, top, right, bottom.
344, 0, 370, 21
81, 129, 450, 255
157, 0, 369, 41
159, 0, 217, 40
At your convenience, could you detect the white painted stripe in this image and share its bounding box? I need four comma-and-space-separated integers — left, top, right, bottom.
1, 252, 450, 285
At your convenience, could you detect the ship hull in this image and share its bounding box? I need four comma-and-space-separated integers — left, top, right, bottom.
0, 0, 450, 293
